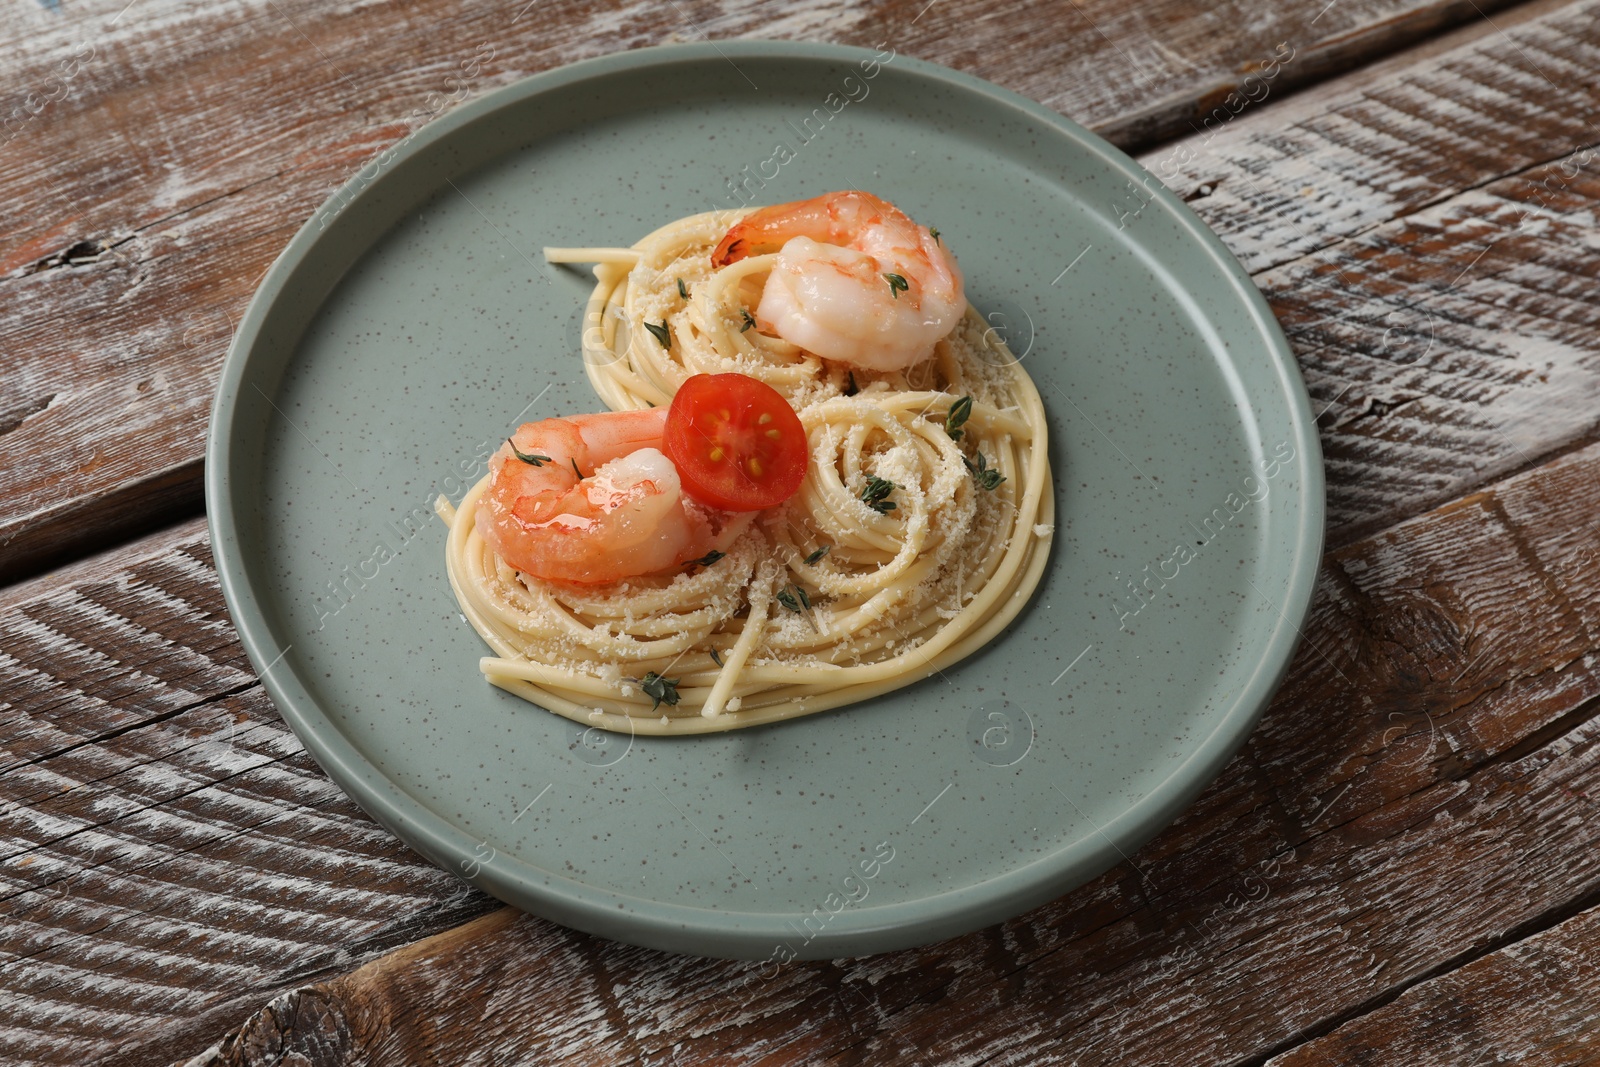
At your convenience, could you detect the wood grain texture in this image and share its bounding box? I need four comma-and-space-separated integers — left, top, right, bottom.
181, 909, 640, 1067
0, 515, 208, 617
1250, 150, 1600, 543
0, 522, 498, 1067
1154, 0, 1600, 277
2, 1, 1597, 1063
6, 435, 1561, 1067
1141, 0, 1600, 543
0, 0, 1536, 583
1268, 902, 1600, 1066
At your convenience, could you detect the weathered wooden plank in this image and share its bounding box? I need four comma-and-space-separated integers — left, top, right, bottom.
1251, 152, 1600, 543
1267, 902, 1600, 1066
183, 693, 1600, 1064
0, 528, 498, 1067
0, 3, 1595, 1062
178, 909, 643, 1067
1155, 0, 1600, 276
75, 438, 1589, 1065
1139, 0, 1600, 542
0, 0, 1540, 583
0, 517, 210, 617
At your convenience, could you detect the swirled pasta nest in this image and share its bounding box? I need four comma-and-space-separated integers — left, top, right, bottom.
441, 211, 1053, 733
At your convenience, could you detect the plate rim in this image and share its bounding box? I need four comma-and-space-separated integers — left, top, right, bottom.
205, 39, 1325, 959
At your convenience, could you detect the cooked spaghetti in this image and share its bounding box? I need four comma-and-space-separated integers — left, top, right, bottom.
438, 204, 1053, 734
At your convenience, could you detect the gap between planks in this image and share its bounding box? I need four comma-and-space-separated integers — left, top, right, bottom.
135, 432, 1600, 1067
0, 0, 1564, 588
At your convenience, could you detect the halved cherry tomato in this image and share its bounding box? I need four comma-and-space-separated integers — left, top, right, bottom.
664, 373, 808, 511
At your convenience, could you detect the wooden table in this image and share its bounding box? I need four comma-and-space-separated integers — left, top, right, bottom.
5, 0, 1599, 1063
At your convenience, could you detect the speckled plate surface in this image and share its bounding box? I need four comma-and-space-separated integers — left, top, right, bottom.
207, 42, 1323, 960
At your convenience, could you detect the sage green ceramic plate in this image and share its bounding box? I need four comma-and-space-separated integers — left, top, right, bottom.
207, 41, 1322, 960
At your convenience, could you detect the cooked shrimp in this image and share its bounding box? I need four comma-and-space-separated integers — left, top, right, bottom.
710, 190, 964, 373
477, 408, 731, 585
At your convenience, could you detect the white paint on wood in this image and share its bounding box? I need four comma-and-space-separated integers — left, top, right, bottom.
0, 0, 1548, 577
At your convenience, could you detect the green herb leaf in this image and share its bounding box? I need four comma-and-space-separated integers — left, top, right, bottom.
740, 308, 757, 333
776, 584, 813, 613
710, 649, 723, 667
677, 277, 689, 299
644, 320, 672, 349
944, 395, 973, 441
570, 458, 584, 479
884, 272, 909, 299
803, 545, 830, 565
686, 549, 725, 569
638, 671, 681, 711
964, 452, 1006, 491
861, 475, 898, 514
508, 439, 552, 466
844, 370, 858, 396
930, 228, 941, 245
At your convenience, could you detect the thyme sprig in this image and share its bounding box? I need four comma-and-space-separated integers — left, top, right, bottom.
861, 475, 898, 514
884, 272, 909, 299
803, 545, 830, 565
965, 451, 1006, 491
944, 395, 973, 441
739, 308, 757, 333
644, 320, 672, 349
638, 672, 681, 711
776, 585, 805, 613
508, 440, 552, 466
776, 582, 820, 633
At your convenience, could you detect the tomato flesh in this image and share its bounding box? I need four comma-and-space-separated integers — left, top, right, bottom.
664, 374, 808, 511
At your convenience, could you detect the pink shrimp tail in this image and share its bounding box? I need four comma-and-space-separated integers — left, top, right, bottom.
711, 190, 899, 267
